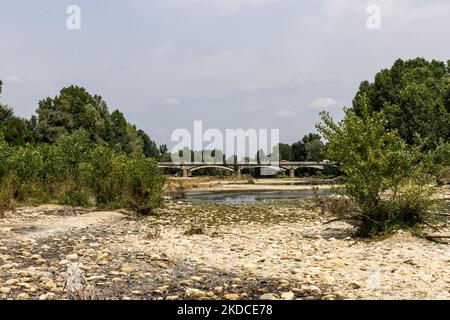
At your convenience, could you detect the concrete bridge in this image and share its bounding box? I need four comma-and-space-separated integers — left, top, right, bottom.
158, 161, 334, 178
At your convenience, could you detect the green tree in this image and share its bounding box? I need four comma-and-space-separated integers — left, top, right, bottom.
317, 96, 435, 236
277, 143, 292, 161
138, 129, 159, 158
352, 58, 450, 148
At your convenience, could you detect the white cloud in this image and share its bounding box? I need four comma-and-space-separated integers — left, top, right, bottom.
164, 97, 181, 105
274, 109, 296, 119
309, 97, 337, 109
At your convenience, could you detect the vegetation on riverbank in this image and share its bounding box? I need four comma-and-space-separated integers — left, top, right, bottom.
317, 58, 450, 236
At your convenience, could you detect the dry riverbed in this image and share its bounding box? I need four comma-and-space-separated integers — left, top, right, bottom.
0, 199, 449, 300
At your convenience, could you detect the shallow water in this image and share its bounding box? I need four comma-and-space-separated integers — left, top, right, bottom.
183, 189, 335, 204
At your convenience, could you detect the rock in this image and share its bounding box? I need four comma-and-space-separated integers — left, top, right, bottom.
132, 290, 144, 296
279, 279, 290, 287
346, 282, 362, 290
150, 254, 162, 261
281, 291, 295, 300
59, 259, 70, 266
87, 275, 107, 281
214, 286, 223, 293
190, 276, 203, 283
66, 254, 79, 262
121, 266, 134, 273
259, 293, 280, 300
0, 287, 11, 294
40, 278, 55, 290
243, 263, 257, 271
16, 293, 29, 300
223, 293, 240, 300
39, 293, 56, 300
4, 279, 18, 285
179, 279, 194, 286
185, 288, 207, 299
231, 278, 241, 284
166, 295, 179, 300
309, 285, 322, 297
97, 252, 110, 261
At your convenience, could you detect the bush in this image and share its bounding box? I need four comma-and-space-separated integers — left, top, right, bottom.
114, 156, 166, 213
317, 96, 437, 236
0, 131, 166, 213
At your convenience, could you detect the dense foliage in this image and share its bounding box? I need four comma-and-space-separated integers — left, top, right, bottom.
0, 130, 165, 214
352, 58, 450, 149
317, 96, 438, 236
0, 82, 165, 215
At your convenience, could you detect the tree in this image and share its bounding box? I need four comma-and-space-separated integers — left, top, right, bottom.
317, 96, 435, 236
34, 85, 157, 156
291, 140, 306, 161
290, 133, 325, 161
138, 129, 159, 158
277, 143, 292, 161
352, 58, 450, 149
0, 81, 33, 145
305, 139, 325, 161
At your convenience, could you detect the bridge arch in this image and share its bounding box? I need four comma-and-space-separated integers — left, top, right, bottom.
189, 165, 235, 173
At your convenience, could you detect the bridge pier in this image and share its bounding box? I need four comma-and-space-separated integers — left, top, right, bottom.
235, 168, 241, 178
289, 168, 295, 178
182, 168, 188, 178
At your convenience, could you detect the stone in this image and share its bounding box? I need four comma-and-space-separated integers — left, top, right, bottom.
87, 275, 107, 281
0, 287, 11, 294
185, 288, 207, 299
121, 266, 134, 273
4, 279, 19, 285
190, 276, 203, 283
259, 293, 280, 300
39, 293, 56, 300
281, 291, 295, 300
309, 285, 322, 297
59, 259, 70, 266
214, 286, 223, 293
150, 254, 162, 261
16, 293, 29, 299
40, 278, 55, 290
243, 263, 257, 271
231, 278, 241, 284
223, 293, 240, 300
179, 279, 194, 286
166, 295, 179, 300
346, 282, 362, 290
66, 254, 79, 262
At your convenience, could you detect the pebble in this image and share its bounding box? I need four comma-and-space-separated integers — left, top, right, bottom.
223, 293, 240, 300
185, 288, 206, 299
259, 293, 280, 300
0, 287, 11, 294
66, 254, 79, 262
121, 266, 134, 273
281, 291, 295, 300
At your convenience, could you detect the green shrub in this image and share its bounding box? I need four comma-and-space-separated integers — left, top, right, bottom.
0, 131, 166, 213
317, 96, 437, 236
114, 156, 166, 213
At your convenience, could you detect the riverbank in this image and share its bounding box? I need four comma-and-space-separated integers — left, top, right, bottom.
0, 198, 449, 300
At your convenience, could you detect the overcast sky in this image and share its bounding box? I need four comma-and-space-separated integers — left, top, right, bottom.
1, 0, 449, 147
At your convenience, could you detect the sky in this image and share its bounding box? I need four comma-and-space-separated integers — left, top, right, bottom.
1, 0, 449, 148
